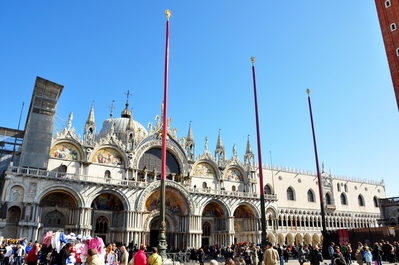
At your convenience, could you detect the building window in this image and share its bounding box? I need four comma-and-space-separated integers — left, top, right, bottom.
202, 222, 211, 236
391, 23, 397, 31
337, 183, 341, 192
307, 189, 315, 202
373, 196, 379, 207
232, 186, 236, 191
95, 216, 108, 234
341, 193, 348, 205
202, 182, 207, 189
358, 194, 365, 206
287, 187, 295, 201
264, 185, 272, 194
396, 48, 399, 56
326, 193, 332, 205
344, 184, 348, 192
385, 0, 391, 7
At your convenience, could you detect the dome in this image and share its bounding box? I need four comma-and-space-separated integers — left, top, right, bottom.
97, 102, 148, 140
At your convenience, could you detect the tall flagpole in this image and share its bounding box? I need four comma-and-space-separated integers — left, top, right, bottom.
158, 9, 171, 261
250, 57, 267, 246
306, 89, 327, 233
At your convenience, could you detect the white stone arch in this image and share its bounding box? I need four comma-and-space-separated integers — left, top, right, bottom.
199, 198, 230, 217
50, 139, 85, 161
295, 233, 303, 245
143, 209, 180, 233
33, 183, 84, 207
232, 201, 261, 218
287, 186, 296, 201
277, 233, 285, 245
312, 233, 320, 245
133, 137, 189, 177
224, 165, 247, 184
191, 159, 221, 180
286, 233, 294, 246
89, 144, 128, 167
304, 233, 311, 245
136, 180, 195, 215
6, 184, 25, 204
86, 188, 130, 212
267, 233, 276, 244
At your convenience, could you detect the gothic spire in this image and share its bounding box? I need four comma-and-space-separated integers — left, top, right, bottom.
216, 129, 223, 150
186, 121, 194, 143
85, 102, 95, 126
245, 135, 253, 155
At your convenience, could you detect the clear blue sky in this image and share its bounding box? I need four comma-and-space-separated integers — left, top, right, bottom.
1, 1, 398, 198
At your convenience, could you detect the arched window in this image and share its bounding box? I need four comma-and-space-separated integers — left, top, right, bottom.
105, 170, 111, 178
344, 184, 348, 192
307, 190, 315, 202
202, 222, 211, 236
374, 196, 379, 207
232, 186, 236, 191
138, 148, 181, 179
337, 183, 341, 192
396, 48, 399, 56
264, 185, 272, 195
287, 187, 295, 201
341, 193, 347, 205
202, 182, 207, 189
385, 0, 391, 8
95, 216, 108, 233
391, 23, 397, 31
358, 194, 365, 206
326, 193, 332, 205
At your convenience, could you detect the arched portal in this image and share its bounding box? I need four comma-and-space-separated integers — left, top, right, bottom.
233, 205, 256, 243
149, 217, 171, 248
3, 206, 21, 238
40, 191, 78, 235
202, 202, 226, 247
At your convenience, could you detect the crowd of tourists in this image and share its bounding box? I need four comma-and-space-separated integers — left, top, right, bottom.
1, 238, 399, 265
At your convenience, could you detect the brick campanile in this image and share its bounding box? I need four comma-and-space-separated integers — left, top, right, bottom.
375, 0, 399, 110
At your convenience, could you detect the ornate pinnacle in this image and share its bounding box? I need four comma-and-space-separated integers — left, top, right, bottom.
165, 10, 172, 19
250, 57, 255, 64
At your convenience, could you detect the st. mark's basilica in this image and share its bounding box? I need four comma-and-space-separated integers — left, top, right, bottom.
0, 77, 385, 249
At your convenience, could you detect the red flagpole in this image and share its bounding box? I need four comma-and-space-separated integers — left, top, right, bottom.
158, 10, 171, 260
251, 57, 267, 246
161, 13, 170, 181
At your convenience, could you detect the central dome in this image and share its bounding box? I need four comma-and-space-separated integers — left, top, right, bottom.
97, 101, 148, 140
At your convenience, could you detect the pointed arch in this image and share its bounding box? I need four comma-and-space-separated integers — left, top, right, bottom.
307, 189, 315, 202
264, 184, 273, 195
287, 187, 295, 201
340, 193, 348, 205
358, 194, 365, 206
373, 196, 379, 207
325, 193, 332, 205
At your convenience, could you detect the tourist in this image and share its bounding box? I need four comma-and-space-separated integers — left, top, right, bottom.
14, 244, 25, 265
25, 243, 40, 265
363, 247, 372, 265
308, 245, 323, 265
87, 249, 104, 265
198, 248, 205, 265
328, 243, 335, 265
120, 246, 129, 265
189, 247, 197, 265
133, 244, 147, 265
355, 249, 363, 265
105, 244, 116, 265
263, 243, 279, 265
147, 247, 161, 265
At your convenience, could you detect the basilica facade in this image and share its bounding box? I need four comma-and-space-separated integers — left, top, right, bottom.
0, 77, 385, 249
